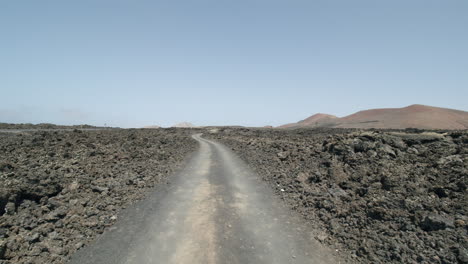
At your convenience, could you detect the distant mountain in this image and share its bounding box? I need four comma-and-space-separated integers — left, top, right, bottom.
172, 122, 195, 128
280, 113, 338, 128
143, 125, 161, 129
279, 105, 468, 130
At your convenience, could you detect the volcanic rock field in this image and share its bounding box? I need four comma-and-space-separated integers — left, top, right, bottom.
0, 128, 197, 263
208, 128, 468, 264
0, 127, 467, 263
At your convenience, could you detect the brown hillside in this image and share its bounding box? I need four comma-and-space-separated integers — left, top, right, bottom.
280, 104, 468, 129
280, 113, 338, 128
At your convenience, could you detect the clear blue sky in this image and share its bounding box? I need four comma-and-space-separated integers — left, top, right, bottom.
1, 0, 467, 127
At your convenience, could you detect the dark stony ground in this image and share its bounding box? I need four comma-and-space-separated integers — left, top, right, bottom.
1, 126, 467, 264
208, 128, 468, 264
0, 128, 198, 264
0, 123, 100, 130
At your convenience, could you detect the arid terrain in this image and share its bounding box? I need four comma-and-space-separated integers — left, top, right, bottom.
69, 134, 341, 264
2, 0, 466, 262
0, 126, 467, 264
281, 104, 468, 130
0, 128, 198, 263
0, 123, 101, 130
208, 127, 468, 263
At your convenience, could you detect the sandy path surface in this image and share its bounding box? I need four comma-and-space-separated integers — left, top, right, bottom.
69, 134, 339, 264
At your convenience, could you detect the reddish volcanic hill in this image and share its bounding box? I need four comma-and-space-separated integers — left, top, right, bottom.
280, 113, 338, 128
280, 105, 468, 130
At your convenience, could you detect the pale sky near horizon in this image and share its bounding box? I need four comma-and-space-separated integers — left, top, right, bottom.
1, 0, 467, 128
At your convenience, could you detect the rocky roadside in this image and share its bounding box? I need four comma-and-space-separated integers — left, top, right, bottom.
208, 128, 468, 264
0, 123, 100, 130
0, 128, 198, 264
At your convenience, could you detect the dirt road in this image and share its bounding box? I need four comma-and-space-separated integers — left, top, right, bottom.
69, 134, 339, 264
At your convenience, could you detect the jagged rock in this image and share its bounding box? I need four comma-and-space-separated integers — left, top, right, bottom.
330, 143, 352, 155
437, 155, 463, 166
380, 175, 398, 190
455, 219, 466, 228
0, 162, 14, 172
277, 151, 289, 161
328, 187, 348, 198
0, 240, 6, 259
378, 144, 396, 157
91, 186, 108, 193
25, 233, 40, 243
4, 202, 15, 215
421, 214, 455, 231
459, 247, 468, 264
68, 181, 79, 191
